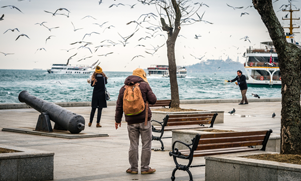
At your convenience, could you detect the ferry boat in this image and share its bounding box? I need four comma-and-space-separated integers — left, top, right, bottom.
243, 42, 281, 87
147, 65, 187, 78
47, 64, 92, 74
243, 3, 300, 88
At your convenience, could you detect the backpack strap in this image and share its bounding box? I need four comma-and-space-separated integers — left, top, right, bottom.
145, 101, 149, 126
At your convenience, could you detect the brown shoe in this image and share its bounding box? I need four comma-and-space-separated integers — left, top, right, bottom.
88, 122, 92, 127
126, 168, 138, 174
141, 168, 156, 174
96, 123, 102, 127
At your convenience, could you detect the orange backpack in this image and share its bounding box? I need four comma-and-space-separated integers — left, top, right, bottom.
123, 83, 145, 116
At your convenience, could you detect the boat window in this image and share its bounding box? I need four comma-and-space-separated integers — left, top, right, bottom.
180, 72, 186, 74
67, 68, 80, 70
52, 67, 65, 69
248, 56, 278, 63
250, 70, 271, 80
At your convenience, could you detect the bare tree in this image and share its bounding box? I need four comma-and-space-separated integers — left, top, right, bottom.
143, 0, 205, 108
253, 0, 301, 154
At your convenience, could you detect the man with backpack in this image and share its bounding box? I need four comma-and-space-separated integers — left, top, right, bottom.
115, 68, 157, 174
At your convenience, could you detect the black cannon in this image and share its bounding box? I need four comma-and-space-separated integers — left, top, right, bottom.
18, 90, 85, 134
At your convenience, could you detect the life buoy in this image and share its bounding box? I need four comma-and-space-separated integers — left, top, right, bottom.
279, 77, 281, 81
260, 76, 264, 81
249, 62, 254, 66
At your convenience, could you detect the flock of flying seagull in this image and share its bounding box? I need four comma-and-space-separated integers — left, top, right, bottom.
0, 1, 293, 66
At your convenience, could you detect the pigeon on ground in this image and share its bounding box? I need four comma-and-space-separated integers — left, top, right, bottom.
272, 113, 276, 118
228, 108, 235, 114
252, 93, 260, 99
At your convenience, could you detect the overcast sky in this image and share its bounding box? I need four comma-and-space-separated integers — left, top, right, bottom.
0, 0, 300, 71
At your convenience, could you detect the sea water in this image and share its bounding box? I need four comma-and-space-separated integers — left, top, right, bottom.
0, 69, 281, 104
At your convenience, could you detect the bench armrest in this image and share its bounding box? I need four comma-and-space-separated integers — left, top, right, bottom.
151, 120, 164, 133
169, 140, 192, 159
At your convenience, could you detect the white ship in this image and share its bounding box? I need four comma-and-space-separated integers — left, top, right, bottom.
243, 42, 281, 88
147, 65, 187, 78
47, 64, 92, 74
243, 3, 300, 88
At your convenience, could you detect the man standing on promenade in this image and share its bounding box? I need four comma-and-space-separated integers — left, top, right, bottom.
228, 70, 248, 105
115, 68, 157, 174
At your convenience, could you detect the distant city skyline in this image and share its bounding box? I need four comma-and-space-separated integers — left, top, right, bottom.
0, 0, 300, 71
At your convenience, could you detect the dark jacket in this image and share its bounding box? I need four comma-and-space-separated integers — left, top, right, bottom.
91, 74, 107, 108
115, 75, 157, 124
231, 74, 248, 90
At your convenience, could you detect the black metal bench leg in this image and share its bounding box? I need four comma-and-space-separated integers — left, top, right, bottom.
187, 169, 193, 181
171, 167, 178, 181
159, 139, 164, 151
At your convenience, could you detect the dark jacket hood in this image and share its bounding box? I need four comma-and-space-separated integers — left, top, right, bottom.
124, 75, 144, 85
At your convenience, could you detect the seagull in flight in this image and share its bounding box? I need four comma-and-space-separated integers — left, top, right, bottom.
45, 35, 55, 43
98, 52, 113, 57
1, 5, 22, 13
240, 36, 251, 43
103, 25, 115, 32
61, 48, 75, 52
3, 28, 19, 34
0, 14, 4, 21
194, 34, 202, 39
240, 12, 249, 17
226, 4, 244, 10
82, 32, 100, 40
77, 55, 92, 62
71, 22, 83, 32
94, 21, 108, 28
118, 29, 139, 47
190, 54, 205, 60
35, 21, 47, 26
0, 52, 14, 56
35, 48, 46, 53
99, 0, 102, 5
78, 46, 93, 54
109, 3, 126, 8
15, 34, 30, 41
131, 55, 145, 61
66, 53, 77, 65
82, 15, 97, 20
138, 13, 158, 22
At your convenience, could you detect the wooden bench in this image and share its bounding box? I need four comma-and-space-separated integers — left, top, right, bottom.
152, 113, 218, 151
149, 100, 171, 108
169, 129, 273, 181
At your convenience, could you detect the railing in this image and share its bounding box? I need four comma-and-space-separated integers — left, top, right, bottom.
246, 49, 276, 53
245, 62, 279, 67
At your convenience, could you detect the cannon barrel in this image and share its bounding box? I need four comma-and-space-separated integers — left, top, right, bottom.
18, 90, 85, 134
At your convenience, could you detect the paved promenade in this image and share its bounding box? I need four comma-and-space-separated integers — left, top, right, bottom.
0, 101, 281, 181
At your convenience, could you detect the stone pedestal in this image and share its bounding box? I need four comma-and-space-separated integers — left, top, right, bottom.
0, 145, 54, 181
205, 152, 301, 181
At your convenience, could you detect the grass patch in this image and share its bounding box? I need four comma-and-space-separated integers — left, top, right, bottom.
0, 148, 20, 153
243, 154, 301, 165
200, 129, 235, 133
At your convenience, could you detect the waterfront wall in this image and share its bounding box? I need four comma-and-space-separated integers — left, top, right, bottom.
0, 98, 281, 109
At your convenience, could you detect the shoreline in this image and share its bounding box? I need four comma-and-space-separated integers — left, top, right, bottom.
0, 98, 281, 109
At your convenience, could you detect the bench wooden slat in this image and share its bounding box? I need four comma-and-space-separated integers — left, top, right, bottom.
154, 125, 207, 131
199, 131, 268, 138
196, 140, 263, 150
168, 116, 212, 121
167, 120, 211, 126
198, 135, 266, 144
181, 147, 259, 157
168, 114, 215, 118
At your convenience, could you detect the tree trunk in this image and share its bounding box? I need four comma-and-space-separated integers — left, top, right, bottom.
253, 0, 301, 154
167, 37, 180, 108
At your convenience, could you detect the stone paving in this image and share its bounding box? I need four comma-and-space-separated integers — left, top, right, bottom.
0, 101, 281, 181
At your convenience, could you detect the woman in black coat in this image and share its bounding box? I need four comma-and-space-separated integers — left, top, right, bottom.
89, 66, 107, 127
